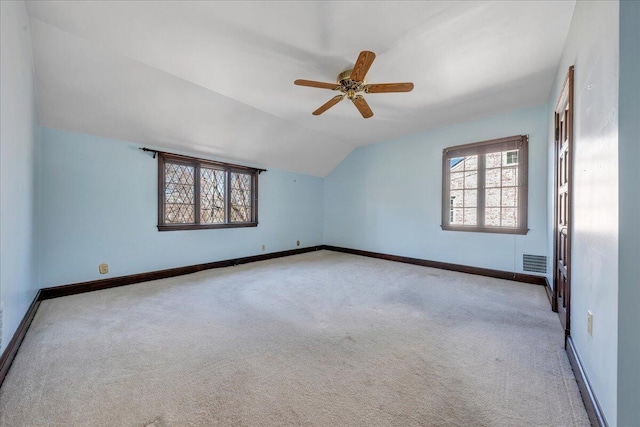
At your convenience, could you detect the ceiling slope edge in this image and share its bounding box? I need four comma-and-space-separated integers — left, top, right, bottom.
28, 17, 355, 177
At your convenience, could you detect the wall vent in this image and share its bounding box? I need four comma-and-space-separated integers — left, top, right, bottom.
523, 254, 547, 273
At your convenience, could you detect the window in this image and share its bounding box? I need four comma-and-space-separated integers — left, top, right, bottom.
157, 152, 261, 231
442, 135, 528, 234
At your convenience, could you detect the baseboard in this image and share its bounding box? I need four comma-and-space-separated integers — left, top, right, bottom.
0, 290, 41, 387
322, 245, 547, 286
0, 245, 551, 391
544, 278, 557, 311
2, 247, 325, 387
40, 246, 324, 300
566, 336, 608, 427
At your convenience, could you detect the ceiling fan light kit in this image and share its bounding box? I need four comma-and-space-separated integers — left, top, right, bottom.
294, 51, 414, 119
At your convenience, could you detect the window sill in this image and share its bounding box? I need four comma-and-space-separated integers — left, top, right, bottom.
158, 222, 258, 231
441, 225, 529, 235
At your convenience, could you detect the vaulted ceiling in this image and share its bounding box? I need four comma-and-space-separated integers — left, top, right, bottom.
26, 1, 575, 176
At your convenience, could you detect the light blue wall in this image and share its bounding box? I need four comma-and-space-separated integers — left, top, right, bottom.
38, 127, 324, 287
546, 1, 620, 424
0, 1, 40, 353
324, 105, 548, 274
618, 1, 640, 425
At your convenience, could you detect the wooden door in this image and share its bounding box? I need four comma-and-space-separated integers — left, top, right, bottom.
554, 66, 574, 340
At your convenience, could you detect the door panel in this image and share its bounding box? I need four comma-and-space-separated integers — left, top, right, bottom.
554, 66, 574, 339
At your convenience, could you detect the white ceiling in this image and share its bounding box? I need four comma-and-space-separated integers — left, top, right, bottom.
25, 1, 575, 176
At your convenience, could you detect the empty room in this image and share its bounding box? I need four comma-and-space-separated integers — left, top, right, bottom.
1, 1, 638, 426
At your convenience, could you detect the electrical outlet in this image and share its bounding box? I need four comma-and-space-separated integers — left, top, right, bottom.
296, 240, 300, 247
99, 263, 109, 274
587, 311, 593, 336
262, 245, 265, 251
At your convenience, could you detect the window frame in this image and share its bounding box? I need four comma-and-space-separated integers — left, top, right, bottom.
157, 152, 260, 231
441, 135, 529, 235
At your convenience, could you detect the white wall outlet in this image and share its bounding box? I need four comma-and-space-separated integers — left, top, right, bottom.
296, 240, 300, 247
587, 310, 593, 336
99, 263, 109, 274
262, 245, 265, 251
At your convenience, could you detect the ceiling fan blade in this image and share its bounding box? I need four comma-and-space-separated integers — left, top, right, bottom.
312, 95, 344, 116
352, 95, 374, 119
350, 51, 376, 82
294, 79, 340, 90
365, 82, 414, 93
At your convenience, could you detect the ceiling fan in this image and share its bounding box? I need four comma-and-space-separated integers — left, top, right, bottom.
294, 51, 414, 119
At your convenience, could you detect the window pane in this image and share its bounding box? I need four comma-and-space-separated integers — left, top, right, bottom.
165, 204, 195, 224
230, 172, 252, 222
450, 172, 464, 189
450, 157, 464, 171
486, 188, 501, 207
486, 168, 501, 188
502, 208, 517, 227
464, 155, 478, 170
450, 190, 464, 207
164, 163, 195, 223
464, 171, 477, 189
486, 208, 501, 226
451, 208, 464, 225
486, 152, 502, 168
502, 168, 517, 187
463, 208, 477, 225
504, 150, 519, 166
201, 168, 226, 224
464, 189, 477, 207
502, 187, 517, 207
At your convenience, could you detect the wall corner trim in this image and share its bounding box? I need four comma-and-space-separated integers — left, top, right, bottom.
0, 246, 572, 402
40, 246, 324, 300
544, 278, 557, 312
1, 246, 324, 387
566, 336, 608, 427
0, 291, 41, 387
322, 245, 548, 286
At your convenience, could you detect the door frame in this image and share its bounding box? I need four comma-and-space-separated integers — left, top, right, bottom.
553, 66, 574, 340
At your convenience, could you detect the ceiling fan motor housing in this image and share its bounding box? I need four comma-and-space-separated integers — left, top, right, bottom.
338, 69, 366, 98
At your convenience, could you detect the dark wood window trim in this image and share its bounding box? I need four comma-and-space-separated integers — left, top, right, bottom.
157, 152, 262, 231
441, 135, 529, 235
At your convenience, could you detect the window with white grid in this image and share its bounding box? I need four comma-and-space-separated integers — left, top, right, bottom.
442, 135, 528, 234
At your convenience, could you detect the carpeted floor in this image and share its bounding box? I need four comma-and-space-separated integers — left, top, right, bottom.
0, 250, 589, 426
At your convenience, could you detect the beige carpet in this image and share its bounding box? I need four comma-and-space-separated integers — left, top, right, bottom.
0, 250, 589, 426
